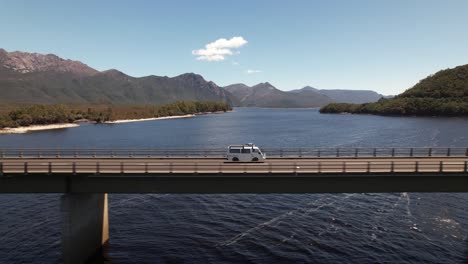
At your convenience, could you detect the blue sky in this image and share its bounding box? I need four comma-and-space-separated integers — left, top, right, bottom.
1, 0, 468, 95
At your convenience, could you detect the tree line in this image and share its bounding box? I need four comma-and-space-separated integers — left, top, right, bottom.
0, 101, 232, 128
320, 98, 468, 116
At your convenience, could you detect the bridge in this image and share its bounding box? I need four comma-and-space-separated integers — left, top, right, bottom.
1, 147, 467, 264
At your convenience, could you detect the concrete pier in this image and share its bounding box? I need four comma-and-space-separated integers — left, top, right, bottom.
61, 193, 109, 264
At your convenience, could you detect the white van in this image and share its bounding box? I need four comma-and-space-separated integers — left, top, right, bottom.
227, 143, 266, 162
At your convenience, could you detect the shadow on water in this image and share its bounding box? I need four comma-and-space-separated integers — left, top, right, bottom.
464, 240, 468, 264
86, 244, 111, 264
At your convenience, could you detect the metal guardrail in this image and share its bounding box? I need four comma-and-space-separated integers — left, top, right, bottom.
0, 160, 467, 175
0, 147, 468, 159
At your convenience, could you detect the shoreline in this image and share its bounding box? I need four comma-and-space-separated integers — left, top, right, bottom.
104, 114, 196, 124
0, 123, 80, 134
104, 111, 228, 124
0, 112, 227, 133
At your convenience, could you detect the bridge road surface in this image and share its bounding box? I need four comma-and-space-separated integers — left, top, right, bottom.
1, 157, 468, 174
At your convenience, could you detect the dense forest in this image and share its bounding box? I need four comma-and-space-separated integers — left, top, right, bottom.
320, 64, 468, 116
0, 101, 232, 128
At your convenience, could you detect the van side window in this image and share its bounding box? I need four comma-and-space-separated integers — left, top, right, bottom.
229, 149, 241, 153
241, 149, 251, 154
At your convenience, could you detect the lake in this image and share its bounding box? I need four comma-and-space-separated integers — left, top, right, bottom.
0, 108, 467, 263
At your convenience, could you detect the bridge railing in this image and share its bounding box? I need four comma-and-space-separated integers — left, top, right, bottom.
0, 147, 467, 159
264, 147, 468, 158
0, 148, 226, 158
1, 160, 467, 175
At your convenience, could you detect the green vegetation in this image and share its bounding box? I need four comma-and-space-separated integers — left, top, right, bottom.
320, 64, 468, 116
320, 98, 468, 116
0, 64, 238, 106
0, 101, 232, 128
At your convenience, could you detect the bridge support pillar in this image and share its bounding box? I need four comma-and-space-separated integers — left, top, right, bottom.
61, 193, 109, 264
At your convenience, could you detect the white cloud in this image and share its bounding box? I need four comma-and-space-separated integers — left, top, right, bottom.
192, 36, 247, 61
232, 61, 239, 65
246, 69, 262, 74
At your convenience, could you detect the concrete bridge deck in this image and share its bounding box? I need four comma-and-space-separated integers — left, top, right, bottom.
1, 157, 468, 175
1, 156, 467, 193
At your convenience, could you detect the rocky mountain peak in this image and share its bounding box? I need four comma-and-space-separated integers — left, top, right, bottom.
0, 48, 98, 76
301, 86, 318, 91
253, 82, 277, 90
101, 69, 128, 77
0, 48, 8, 63
175, 72, 204, 81
174, 73, 212, 88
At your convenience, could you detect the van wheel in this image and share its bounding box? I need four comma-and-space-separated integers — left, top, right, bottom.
232, 157, 239, 162
252, 157, 259, 162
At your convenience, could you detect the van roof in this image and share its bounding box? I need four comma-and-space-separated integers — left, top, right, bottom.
229, 144, 258, 148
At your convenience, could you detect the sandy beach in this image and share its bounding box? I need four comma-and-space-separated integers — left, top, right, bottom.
0, 112, 225, 133
104, 114, 196, 124
0, 123, 80, 134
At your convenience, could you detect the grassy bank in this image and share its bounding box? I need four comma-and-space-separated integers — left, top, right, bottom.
0, 101, 232, 128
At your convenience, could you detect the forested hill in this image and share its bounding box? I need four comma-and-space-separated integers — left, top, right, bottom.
320, 64, 468, 116
400, 65, 468, 99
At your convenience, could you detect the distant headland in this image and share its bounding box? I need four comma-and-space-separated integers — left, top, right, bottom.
320, 64, 468, 116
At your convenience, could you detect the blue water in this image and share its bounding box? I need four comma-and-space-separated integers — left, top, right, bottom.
0, 108, 467, 263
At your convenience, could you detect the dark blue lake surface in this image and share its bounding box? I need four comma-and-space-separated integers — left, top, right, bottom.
0, 108, 467, 263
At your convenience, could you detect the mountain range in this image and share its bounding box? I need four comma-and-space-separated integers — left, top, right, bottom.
290, 86, 384, 104
224, 84, 385, 108
0, 48, 385, 107
0, 48, 237, 105
223, 83, 334, 108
